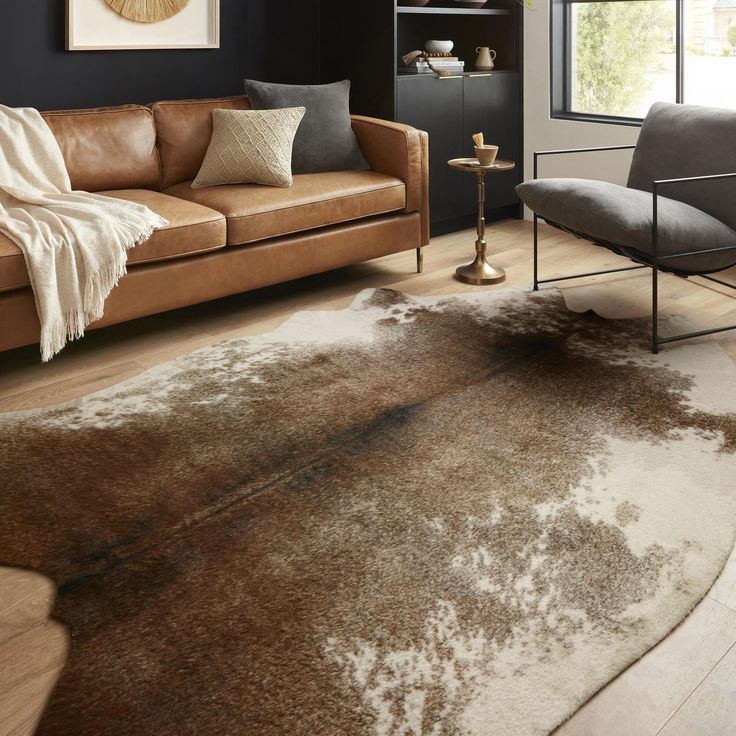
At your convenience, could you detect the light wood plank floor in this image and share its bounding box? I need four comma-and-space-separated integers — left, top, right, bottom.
2, 219, 736, 735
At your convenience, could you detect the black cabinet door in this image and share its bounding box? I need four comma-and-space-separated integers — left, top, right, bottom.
397, 75, 464, 224
462, 72, 522, 212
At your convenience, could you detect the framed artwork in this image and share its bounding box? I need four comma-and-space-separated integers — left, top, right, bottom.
66, 0, 220, 51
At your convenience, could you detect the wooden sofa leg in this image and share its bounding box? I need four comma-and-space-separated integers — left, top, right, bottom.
416, 247, 424, 274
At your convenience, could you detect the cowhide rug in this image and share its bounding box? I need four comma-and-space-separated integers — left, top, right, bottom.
1, 287, 735, 736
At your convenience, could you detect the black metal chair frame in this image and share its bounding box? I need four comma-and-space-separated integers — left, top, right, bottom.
531, 145, 736, 353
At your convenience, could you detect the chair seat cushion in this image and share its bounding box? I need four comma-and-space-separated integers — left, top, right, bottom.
517, 178, 736, 274
0, 190, 226, 293
165, 170, 406, 246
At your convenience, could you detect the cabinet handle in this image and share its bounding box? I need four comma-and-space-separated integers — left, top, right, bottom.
467, 73, 493, 78
437, 75, 463, 79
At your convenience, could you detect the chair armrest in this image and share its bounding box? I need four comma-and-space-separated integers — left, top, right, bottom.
652, 171, 736, 263
351, 115, 430, 245
654, 171, 736, 187
534, 145, 636, 179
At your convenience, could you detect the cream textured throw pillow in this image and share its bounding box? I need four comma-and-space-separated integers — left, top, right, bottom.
192, 107, 306, 189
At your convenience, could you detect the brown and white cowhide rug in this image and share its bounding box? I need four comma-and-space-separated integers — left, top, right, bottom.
2, 288, 736, 736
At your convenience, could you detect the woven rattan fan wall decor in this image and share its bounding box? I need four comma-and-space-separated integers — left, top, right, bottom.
67, 0, 219, 50
104, 0, 189, 23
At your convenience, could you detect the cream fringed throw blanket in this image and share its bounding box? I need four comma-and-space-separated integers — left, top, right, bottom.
0, 105, 168, 361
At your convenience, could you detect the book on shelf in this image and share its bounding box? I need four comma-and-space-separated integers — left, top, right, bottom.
402, 59, 465, 67
399, 67, 465, 75
399, 62, 465, 75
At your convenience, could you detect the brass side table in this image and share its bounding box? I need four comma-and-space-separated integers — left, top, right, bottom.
447, 158, 516, 285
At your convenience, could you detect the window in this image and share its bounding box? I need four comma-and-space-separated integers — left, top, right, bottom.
551, 0, 736, 123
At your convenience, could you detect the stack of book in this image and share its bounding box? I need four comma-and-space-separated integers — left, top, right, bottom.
399, 57, 465, 75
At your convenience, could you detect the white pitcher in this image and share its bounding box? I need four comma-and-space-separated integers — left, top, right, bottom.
475, 47, 497, 71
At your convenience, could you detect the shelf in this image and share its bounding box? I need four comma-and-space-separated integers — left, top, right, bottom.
397, 6, 511, 15
397, 70, 517, 79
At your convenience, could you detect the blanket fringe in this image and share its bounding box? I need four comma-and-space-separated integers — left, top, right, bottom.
39, 221, 164, 362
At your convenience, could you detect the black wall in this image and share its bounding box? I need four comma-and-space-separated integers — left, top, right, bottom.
0, 0, 321, 110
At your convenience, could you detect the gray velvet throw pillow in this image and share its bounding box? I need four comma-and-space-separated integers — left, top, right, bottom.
244, 79, 369, 174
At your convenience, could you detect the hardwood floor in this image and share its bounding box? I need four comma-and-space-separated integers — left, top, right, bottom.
2, 219, 735, 735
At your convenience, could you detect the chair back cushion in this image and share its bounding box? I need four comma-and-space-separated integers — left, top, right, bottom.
41, 105, 160, 192
150, 96, 250, 189
627, 102, 736, 230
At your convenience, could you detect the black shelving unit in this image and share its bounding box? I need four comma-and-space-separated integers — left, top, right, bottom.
320, 0, 523, 235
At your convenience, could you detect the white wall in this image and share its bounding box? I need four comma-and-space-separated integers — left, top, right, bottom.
523, 1, 640, 216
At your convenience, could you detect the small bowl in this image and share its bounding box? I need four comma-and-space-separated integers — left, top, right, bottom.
425, 40, 454, 55
475, 145, 499, 166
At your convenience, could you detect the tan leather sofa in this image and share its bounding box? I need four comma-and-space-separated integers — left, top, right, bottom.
0, 96, 429, 354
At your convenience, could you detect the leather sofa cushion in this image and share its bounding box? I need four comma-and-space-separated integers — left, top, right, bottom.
166, 170, 406, 246
517, 177, 736, 274
41, 105, 160, 192
0, 236, 28, 294
100, 190, 227, 264
0, 190, 226, 293
150, 96, 250, 190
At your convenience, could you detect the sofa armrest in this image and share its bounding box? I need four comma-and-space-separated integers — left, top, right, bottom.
351, 115, 429, 245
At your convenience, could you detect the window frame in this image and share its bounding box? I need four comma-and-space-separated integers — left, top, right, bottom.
550, 0, 685, 126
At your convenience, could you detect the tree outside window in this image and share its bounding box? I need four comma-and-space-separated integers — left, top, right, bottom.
556, 0, 736, 122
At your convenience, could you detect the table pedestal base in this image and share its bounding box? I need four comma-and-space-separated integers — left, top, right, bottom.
451, 167, 509, 287
455, 253, 506, 285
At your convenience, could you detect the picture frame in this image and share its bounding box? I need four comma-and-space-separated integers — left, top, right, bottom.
66, 0, 220, 51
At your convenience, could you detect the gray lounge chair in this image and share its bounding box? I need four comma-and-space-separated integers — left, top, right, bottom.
516, 102, 736, 353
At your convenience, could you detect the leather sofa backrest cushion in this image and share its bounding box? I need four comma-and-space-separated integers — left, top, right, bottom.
150, 96, 250, 190
627, 101, 736, 232
41, 105, 160, 192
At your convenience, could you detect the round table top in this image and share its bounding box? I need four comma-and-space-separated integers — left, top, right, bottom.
447, 158, 516, 173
